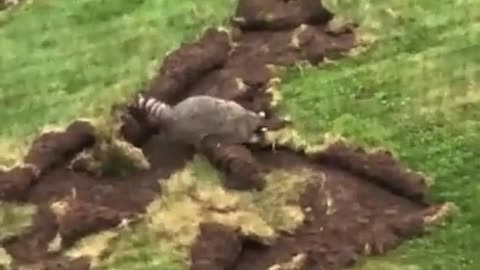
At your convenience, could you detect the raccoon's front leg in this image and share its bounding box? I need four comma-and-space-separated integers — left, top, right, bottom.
247, 126, 269, 144
248, 134, 261, 144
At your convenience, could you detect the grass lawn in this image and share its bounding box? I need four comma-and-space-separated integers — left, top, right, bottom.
1, 0, 479, 269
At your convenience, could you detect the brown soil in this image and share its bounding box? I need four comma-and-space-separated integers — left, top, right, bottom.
310, 142, 429, 203
233, 0, 334, 31
190, 222, 243, 270
0, 123, 192, 268
199, 136, 266, 191
230, 149, 432, 270
0, 0, 449, 269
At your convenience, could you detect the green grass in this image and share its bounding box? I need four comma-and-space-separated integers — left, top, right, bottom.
1, 0, 480, 269
0, 0, 235, 165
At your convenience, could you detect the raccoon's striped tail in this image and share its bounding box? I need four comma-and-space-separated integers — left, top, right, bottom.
127, 94, 172, 125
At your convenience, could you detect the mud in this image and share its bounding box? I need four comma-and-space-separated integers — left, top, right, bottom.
190, 222, 243, 270
0, 0, 449, 269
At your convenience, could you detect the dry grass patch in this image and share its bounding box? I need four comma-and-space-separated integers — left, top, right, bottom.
0, 202, 37, 240
0, 248, 12, 270
95, 153, 314, 268
64, 230, 120, 267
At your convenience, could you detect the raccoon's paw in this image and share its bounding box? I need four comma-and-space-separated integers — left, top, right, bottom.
248, 134, 261, 144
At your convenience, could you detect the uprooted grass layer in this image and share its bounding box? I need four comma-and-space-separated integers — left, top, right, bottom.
58, 155, 312, 269
0, 202, 36, 269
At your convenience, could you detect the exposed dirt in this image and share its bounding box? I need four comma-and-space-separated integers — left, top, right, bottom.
0, 0, 450, 269
200, 136, 266, 191
190, 222, 243, 270
233, 0, 334, 31
0, 123, 192, 268
231, 149, 433, 270
310, 142, 429, 203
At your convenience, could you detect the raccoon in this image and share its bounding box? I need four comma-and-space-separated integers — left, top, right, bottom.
128, 94, 268, 147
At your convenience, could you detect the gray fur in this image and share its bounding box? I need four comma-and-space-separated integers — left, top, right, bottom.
132, 94, 266, 147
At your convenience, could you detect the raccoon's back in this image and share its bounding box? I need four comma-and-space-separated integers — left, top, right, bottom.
170, 96, 261, 145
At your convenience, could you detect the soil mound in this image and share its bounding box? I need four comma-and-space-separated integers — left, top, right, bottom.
190, 222, 243, 270
233, 0, 334, 30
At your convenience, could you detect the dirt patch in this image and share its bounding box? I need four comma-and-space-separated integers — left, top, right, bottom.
310, 141, 429, 203
2, 206, 58, 264
190, 222, 243, 270
0, 123, 191, 267
233, 0, 334, 31
49, 196, 135, 248
231, 149, 439, 270
143, 29, 232, 105
25, 121, 96, 176
188, 148, 445, 270
0, 0, 451, 269
0, 166, 39, 202
200, 136, 266, 191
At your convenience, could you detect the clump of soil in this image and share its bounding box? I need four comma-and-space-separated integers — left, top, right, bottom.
0, 120, 95, 203
310, 141, 429, 203
2, 206, 59, 264
233, 0, 334, 30
200, 137, 266, 191
49, 196, 135, 248
0, 166, 39, 201
190, 222, 243, 270
143, 28, 232, 105
25, 121, 96, 175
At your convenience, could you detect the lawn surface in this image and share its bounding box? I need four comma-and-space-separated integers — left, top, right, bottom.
1, 0, 479, 269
